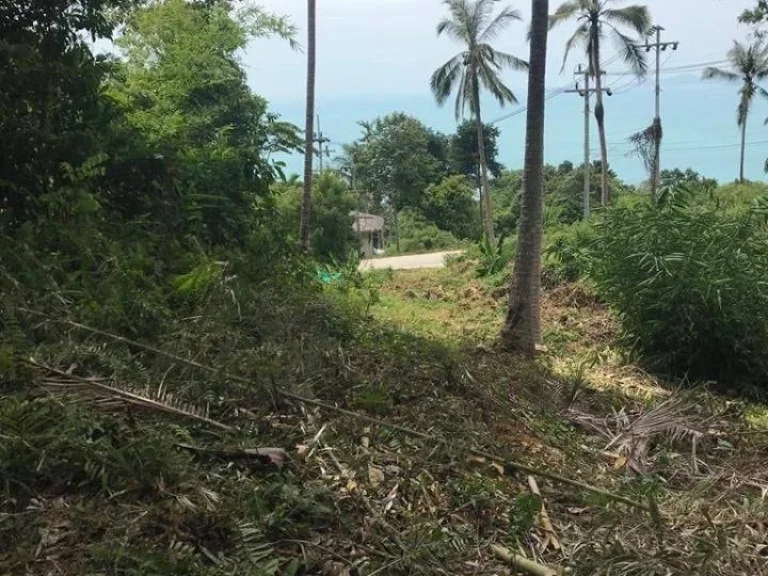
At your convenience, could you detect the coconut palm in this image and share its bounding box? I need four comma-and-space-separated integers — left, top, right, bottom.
431, 0, 527, 243
299, 0, 316, 251
703, 39, 768, 183
502, 0, 549, 354
549, 0, 651, 205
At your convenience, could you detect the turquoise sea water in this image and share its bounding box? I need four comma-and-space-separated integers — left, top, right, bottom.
259, 74, 768, 185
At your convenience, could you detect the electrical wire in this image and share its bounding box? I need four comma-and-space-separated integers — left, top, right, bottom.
488, 84, 571, 125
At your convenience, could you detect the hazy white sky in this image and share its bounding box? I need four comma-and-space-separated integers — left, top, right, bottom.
246, 0, 759, 102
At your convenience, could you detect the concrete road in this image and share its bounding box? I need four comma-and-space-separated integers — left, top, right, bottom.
359, 250, 463, 271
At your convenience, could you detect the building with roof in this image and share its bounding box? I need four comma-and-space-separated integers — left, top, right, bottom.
351, 211, 384, 258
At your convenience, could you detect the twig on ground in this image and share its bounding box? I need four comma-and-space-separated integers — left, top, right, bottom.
528, 475, 561, 551
26, 358, 232, 431
491, 545, 568, 576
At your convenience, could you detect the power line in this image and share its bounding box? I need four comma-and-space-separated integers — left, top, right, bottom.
612, 139, 768, 153
603, 59, 728, 77
490, 49, 627, 126
489, 85, 570, 124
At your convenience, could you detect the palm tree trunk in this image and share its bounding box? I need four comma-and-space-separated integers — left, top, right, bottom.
591, 34, 610, 205
501, 0, 548, 355
299, 0, 316, 251
474, 83, 495, 242
739, 117, 747, 183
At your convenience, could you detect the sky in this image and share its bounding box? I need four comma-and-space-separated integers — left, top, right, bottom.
244, 0, 768, 183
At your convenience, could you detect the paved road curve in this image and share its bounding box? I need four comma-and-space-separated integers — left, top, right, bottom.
359, 250, 463, 271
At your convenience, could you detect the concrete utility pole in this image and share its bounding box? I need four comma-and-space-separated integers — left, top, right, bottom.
313, 114, 331, 172
645, 26, 679, 198
566, 65, 611, 220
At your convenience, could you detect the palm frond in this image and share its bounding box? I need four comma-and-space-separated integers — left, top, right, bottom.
608, 25, 647, 76
430, 53, 467, 106
602, 5, 651, 36
482, 45, 529, 72
561, 22, 590, 71
29, 359, 232, 431
478, 60, 518, 106
454, 67, 471, 120
436, 16, 466, 41
702, 67, 740, 83
549, 0, 584, 29
479, 5, 522, 43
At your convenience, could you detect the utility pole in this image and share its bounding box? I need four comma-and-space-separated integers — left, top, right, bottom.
645, 26, 679, 199
313, 114, 331, 172
566, 65, 611, 220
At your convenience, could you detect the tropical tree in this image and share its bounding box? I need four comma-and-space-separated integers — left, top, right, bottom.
549, 0, 651, 205
702, 39, 768, 183
501, 0, 549, 355
431, 0, 527, 243
299, 0, 316, 251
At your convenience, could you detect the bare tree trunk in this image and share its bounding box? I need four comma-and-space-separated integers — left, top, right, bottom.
474, 83, 495, 242
298, 0, 316, 251
591, 35, 610, 205
501, 0, 548, 355
739, 117, 747, 183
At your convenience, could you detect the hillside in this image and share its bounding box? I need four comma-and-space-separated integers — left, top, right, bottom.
4, 257, 767, 575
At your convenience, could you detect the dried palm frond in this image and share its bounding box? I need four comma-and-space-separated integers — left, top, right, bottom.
27, 359, 232, 431
568, 397, 704, 474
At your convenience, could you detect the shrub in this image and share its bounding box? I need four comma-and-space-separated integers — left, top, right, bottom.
542, 220, 598, 286
476, 235, 508, 277
392, 208, 463, 254
588, 188, 768, 386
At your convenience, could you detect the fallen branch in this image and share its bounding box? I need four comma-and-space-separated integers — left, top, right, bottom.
491, 545, 566, 576
18, 309, 651, 512
175, 443, 289, 468
26, 359, 232, 432
528, 475, 560, 551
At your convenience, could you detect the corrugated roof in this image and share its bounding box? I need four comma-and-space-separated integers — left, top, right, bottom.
351, 211, 384, 233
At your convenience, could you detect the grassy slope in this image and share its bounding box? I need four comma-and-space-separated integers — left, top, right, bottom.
369, 262, 768, 574
3, 261, 768, 576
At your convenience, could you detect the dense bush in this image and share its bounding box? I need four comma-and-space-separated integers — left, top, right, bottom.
274, 172, 359, 262
588, 188, 768, 387
420, 175, 481, 240
392, 208, 464, 254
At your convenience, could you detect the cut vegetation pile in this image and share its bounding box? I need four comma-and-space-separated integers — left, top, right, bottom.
3, 257, 767, 576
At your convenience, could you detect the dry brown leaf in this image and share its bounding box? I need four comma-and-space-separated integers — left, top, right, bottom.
491, 463, 505, 475
322, 559, 351, 576
369, 466, 385, 487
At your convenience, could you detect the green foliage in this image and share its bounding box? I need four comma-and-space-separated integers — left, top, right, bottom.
450, 120, 503, 184
274, 171, 359, 262
542, 220, 598, 286
393, 208, 463, 254
492, 162, 636, 235
421, 175, 481, 240
476, 235, 507, 278
589, 187, 768, 386
107, 0, 301, 246
348, 113, 447, 211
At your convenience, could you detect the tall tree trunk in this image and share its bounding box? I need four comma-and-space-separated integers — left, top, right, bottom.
474, 82, 495, 242
501, 0, 548, 355
739, 117, 747, 183
591, 35, 610, 205
298, 0, 316, 251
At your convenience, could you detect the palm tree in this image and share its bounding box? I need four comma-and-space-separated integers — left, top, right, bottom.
550, 0, 651, 205
501, 0, 549, 354
703, 39, 768, 183
431, 0, 527, 243
299, 0, 316, 252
